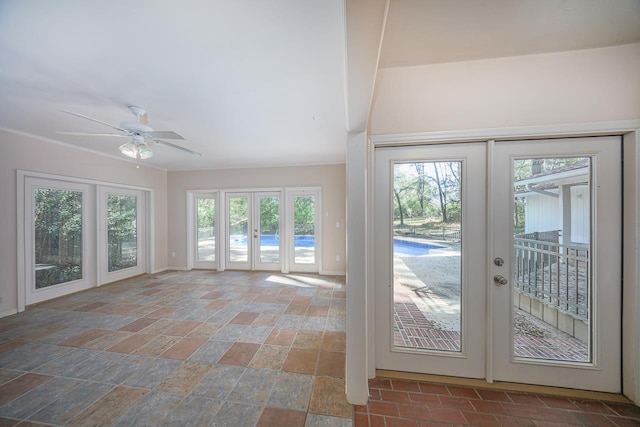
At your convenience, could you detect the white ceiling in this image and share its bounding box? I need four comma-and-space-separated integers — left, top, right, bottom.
0, 0, 347, 170
2, 1, 639, 171
380, 0, 640, 67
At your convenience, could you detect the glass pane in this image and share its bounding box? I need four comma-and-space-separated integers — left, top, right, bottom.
107, 194, 138, 272
229, 197, 248, 262
34, 188, 83, 289
196, 198, 216, 262
259, 196, 280, 263
293, 196, 315, 264
513, 157, 591, 362
392, 162, 462, 352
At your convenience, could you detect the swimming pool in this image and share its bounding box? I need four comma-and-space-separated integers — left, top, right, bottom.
394, 238, 445, 256
230, 235, 315, 247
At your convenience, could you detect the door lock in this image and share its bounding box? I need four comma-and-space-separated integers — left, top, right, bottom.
493, 275, 508, 286
494, 257, 504, 266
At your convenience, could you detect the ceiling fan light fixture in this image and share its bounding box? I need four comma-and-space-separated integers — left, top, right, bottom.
119, 141, 137, 158
119, 140, 153, 159
138, 145, 153, 159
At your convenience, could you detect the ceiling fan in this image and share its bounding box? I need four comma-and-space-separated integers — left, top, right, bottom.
57, 106, 201, 161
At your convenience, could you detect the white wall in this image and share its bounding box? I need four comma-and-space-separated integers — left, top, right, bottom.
370, 43, 640, 134
525, 194, 560, 235
571, 187, 589, 244
167, 164, 346, 274
0, 130, 168, 316
524, 187, 589, 244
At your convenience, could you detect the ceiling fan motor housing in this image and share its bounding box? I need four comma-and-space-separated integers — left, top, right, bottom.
120, 122, 154, 135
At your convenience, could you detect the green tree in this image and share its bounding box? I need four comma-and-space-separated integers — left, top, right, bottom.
259, 197, 280, 234
294, 196, 315, 235
34, 188, 83, 288
107, 194, 137, 272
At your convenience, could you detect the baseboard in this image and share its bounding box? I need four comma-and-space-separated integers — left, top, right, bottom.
151, 268, 168, 274
165, 266, 190, 271
0, 308, 18, 318
319, 270, 346, 276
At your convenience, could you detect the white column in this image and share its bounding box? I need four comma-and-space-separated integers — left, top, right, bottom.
558, 184, 572, 246
345, 131, 369, 405
623, 130, 640, 405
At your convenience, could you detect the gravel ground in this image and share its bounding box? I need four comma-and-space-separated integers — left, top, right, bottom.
395, 240, 562, 339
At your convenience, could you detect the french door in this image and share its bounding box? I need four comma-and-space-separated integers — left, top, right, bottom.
374, 136, 621, 392
225, 191, 282, 271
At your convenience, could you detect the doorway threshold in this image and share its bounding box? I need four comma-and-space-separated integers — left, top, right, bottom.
375, 369, 632, 404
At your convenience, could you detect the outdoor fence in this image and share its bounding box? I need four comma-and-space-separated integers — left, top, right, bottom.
394, 224, 461, 241
514, 230, 589, 321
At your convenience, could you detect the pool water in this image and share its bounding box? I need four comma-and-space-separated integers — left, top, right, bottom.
394, 238, 445, 256
231, 235, 314, 247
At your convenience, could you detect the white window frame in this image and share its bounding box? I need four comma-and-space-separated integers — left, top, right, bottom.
23, 177, 96, 306
17, 171, 153, 312
285, 187, 322, 273
98, 186, 147, 284
187, 190, 219, 270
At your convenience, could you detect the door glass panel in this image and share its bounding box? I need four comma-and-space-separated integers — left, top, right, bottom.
34, 188, 83, 288
512, 157, 591, 362
196, 198, 216, 262
259, 196, 279, 263
293, 196, 315, 264
393, 162, 462, 352
229, 197, 249, 262
107, 194, 138, 272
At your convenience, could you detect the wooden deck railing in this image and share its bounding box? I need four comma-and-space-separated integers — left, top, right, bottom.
514, 232, 589, 321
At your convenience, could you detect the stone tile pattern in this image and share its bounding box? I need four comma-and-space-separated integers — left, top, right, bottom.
0, 270, 351, 426
355, 378, 640, 427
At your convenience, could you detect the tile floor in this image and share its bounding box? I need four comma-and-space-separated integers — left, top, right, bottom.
0, 270, 351, 426
355, 378, 640, 427
2, 270, 640, 426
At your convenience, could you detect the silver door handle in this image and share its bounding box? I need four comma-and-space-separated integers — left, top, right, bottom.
493, 275, 508, 286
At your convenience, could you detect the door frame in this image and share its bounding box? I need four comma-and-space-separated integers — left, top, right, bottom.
186, 190, 219, 270
219, 188, 284, 272
253, 191, 283, 271
489, 137, 621, 392
348, 120, 640, 405
373, 143, 487, 378
285, 187, 322, 273
224, 191, 255, 270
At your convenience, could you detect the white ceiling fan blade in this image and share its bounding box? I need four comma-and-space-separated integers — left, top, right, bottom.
154, 139, 201, 158
59, 109, 127, 133
147, 130, 185, 140
56, 131, 129, 137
